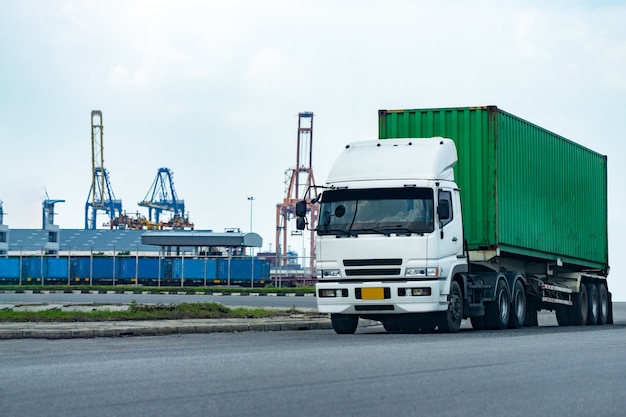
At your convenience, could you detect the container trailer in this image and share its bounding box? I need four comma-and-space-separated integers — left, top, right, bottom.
0, 255, 270, 287
296, 105, 611, 333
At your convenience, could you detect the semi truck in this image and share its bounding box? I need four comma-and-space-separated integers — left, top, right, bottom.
295, 106, 612, 334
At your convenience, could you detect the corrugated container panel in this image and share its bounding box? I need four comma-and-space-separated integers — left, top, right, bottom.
378, 106, 608, 270
204, 259, 219, 279
74, 257, 91, 279
172, 258, 218, 279
120, 257, 166, 280
179, 258, 199, 279
0, 258, 20, 278
495, 111, 608, 267
91, 257, 115, 279
118, 258, 137, 279
137, 258, 160, 279
26, 257, 43, 278
217, 259, 270, 280
46, 258, 68, 278
72, 256, 107, 279
161, 258, 175, 279
257, 259, 271, 280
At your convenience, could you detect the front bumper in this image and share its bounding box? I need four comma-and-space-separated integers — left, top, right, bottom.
316, 280, 449, 315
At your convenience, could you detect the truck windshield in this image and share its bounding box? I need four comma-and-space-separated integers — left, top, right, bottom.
317, 188, 434, 236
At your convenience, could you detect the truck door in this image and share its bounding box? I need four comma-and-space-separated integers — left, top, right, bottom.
437, 189, 464, 268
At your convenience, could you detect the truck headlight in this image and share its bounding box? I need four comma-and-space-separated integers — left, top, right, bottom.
405, 267, 438, 277
321, 269, 342, 278
318, 288, 349, 298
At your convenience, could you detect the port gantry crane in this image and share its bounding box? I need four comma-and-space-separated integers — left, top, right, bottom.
276, 112, 318, 277
85, 110, 122, 229
42, 189, 65, 229
138, 167, 193, 229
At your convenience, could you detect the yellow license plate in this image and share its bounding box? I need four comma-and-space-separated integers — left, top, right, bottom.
361, 287, 384, 300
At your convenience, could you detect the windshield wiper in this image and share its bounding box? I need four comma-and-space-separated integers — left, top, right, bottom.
388, 227, 422, 236
351, 227, 395, 236
354, 226, 423, 236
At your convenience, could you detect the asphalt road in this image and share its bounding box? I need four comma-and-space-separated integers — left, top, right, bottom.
2, 306, 626, 417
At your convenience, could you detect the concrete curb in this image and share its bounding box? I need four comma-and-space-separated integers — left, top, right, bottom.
0, 317, 333, 340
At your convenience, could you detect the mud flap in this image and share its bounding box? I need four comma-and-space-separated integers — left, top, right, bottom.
608, 292, 614, 325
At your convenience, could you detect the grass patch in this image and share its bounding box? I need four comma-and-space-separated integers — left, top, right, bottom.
0, 302, 301, 322
0, 284, 314, 295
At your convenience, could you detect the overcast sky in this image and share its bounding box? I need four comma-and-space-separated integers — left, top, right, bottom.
1, 1, 625, 299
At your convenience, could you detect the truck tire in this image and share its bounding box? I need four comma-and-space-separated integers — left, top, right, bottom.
570, 283, 588, 326
485, 279, 510, 330
597, 283, 609, 325
331, 314, 359, 334
586, 283, 599, 326
438, 281, 463, 333
508, 280, 526, 329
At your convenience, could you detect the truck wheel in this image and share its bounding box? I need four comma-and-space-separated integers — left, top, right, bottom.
438, 281, 463, 333
485, 279, 510, 330
570, 283, 588, 326
508, 280, 526, 329
586, 283, 598, 326
597, 283, 609, 325
331, 314, 359, 334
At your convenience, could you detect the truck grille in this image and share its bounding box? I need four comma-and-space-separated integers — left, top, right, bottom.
343, 259, 402, 267
345, 268, 401, 276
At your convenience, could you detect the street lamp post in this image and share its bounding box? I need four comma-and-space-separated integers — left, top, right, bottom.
247, 196, 255, 288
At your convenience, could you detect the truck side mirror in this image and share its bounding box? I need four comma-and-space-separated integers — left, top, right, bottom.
296, 217, 306, 230
295, 200, 307, 217
437, 200, 450, 220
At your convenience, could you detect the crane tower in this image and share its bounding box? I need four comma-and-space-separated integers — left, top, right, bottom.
85, 110, 122, 229
275, 112, 318, 275
138, 167, 186, 223
42, 189, 65, 229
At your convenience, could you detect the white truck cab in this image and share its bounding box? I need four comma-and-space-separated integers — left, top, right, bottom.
300, 138, 468, 333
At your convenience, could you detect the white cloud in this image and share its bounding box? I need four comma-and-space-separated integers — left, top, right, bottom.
599, 42, 626, 89
108, 64, 151, 89
245, 48, 285, 85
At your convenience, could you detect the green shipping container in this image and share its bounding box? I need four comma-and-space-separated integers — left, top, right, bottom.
378, 106, 608, 271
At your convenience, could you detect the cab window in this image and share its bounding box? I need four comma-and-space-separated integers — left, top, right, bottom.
438, 190, 453, 227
